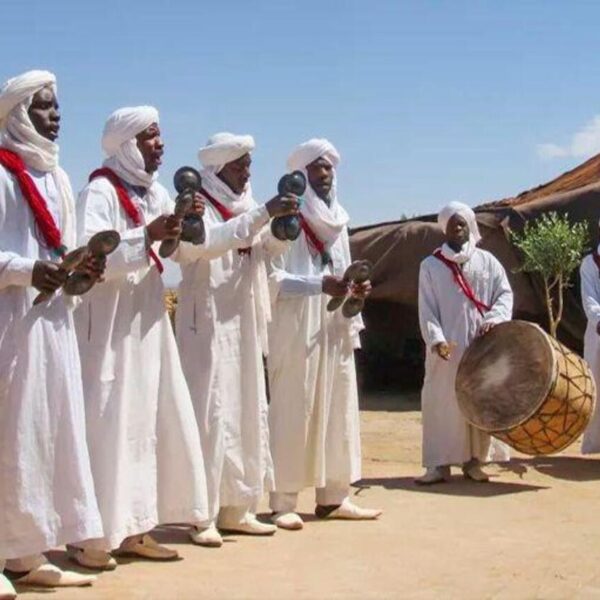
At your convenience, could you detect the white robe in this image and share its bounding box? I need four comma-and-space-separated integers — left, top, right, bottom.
418, 248, 513, 468
580, 254, 600, 453
175, 201, 274, 521
0, 165, 103, 559
73, 176, 208, 549
267, 226, 363, 493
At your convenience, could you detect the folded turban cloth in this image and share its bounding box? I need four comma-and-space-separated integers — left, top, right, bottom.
438, 201, 481, 244
198, 132, 255, 173
287, 138, 341, 172
0, 70, 56, 129
102, 106, 159, 157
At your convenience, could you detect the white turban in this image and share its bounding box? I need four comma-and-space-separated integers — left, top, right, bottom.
286, 138, 341, 172
197, 132, 255, 174
0, 69, 58, 172
101, 105, 159, 188
437, 201, 481, 243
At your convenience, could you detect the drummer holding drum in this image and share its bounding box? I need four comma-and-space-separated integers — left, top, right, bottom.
416, 202, 513, 485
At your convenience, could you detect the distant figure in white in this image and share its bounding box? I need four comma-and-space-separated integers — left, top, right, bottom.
579, 225, 600, 453
0, 70, 104, 596
267, 138, 382, 531
417, 202, 512, 484
70, 106, 209, 569
175, 133, 299, 546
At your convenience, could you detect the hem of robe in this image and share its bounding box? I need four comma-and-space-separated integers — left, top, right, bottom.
1, 516, 104, 560
219, 483, 272, 509
101, 516, 160, 551
272, 472, 362, 494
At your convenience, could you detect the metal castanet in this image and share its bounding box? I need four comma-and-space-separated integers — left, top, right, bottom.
271, 171, 306, 241
159, 166, 205, 258
63, 230, 121, 296
326, 259, 373, 318
32, 246, 89, 306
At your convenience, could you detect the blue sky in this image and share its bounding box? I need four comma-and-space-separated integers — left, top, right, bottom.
3, 1, 600, 226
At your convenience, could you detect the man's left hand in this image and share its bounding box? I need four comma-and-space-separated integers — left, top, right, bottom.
478, 321, 496, 336
75, 254, 106, 281
351, 280, 372, 299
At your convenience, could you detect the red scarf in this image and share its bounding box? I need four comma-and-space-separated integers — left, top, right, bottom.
199, 186, 251, 256
433, 249, 490, 316
0, 148, 65, 257
89, 168, 163, 273
299, 214, 331, 265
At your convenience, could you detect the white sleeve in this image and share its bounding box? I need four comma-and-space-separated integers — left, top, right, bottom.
175, 206, 269, 263
0, 252, 35, 289
483, 257, 513, 325
418, 261, 446, 348
581, 258, 600, 327
77, 181, 149, 280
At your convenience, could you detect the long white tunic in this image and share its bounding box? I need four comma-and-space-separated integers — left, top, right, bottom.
73, 176, 208, 549
175, 202, 274, 521
418, 248, 513, 468
580, 255, 600, 453
0, 165, 103, 559
267, 227, 363, 493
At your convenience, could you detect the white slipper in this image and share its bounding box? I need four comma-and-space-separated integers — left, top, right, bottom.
317, 498, 382, 520
189, 524, 223, 547
218, 512, 277, 536
462, 463, 490, 482
13, 562, 96, 588
116, 534, 178, 560
415, 466, 450, 485
66, 545, 117, 571
0, 574, 16, 599
271, 511, 304, 531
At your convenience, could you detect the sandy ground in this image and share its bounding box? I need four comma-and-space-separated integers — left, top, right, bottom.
17, 391, 600, 600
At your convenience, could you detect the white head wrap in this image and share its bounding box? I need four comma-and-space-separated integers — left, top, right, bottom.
286, 138, 348, 251
101, 105, 159, 188
198, 132, 255, 174
437, 201, 481, 263
0, 69, 58, 172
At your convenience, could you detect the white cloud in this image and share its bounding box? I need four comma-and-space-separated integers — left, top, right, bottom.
537, 115, 600, 160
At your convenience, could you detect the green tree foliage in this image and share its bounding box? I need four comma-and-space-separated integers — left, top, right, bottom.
511, 212, 589, 338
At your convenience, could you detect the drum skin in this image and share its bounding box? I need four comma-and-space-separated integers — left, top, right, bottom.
456, 320, 595, 455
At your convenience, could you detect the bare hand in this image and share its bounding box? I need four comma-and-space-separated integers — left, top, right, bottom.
191, 192, 206, 217
350, 280, 372, 299
322, 275, 350, 297
266, 193, 300, 218
146, 215, 182, 242
434, 342, 451, 361
75, 254, 106, 282
478, 322, 496, 337
32, 260, 67, 293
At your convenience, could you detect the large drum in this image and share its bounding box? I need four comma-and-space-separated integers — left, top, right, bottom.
456, 320, 595, 455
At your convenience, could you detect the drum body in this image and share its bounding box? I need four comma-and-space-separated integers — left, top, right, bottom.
456, 320, 595, 455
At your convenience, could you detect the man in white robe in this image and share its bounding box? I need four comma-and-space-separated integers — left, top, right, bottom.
70, 106, 209, 568
267, 138, 382, 530
417, 201, 512, 484
579, 224, 600, 453
175, 132, 299, 546
0, 70, 103, 594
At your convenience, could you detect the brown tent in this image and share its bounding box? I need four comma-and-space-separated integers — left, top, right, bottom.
350, 155, 600, 389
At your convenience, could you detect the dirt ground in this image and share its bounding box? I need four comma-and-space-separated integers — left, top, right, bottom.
19, 391, 600, 600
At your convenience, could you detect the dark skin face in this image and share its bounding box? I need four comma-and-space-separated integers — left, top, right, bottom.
218, 153, 251, 195
445, 213, 470, 252
136, 123, 164, 174
28, 86, 60, 141
306, 157, 334, 201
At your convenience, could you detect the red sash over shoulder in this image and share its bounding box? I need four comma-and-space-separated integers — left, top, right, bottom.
0, 148, 65, 257
89, 167, 163, 273
433, 249, 490, 316
199, 186, 251, 256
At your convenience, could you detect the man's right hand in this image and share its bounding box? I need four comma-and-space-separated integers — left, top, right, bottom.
434, 342, 451, 361
266, 194, 300, 218
146, 215, 182, 242
322, 275, 349, 297
32, 260, 67, 293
